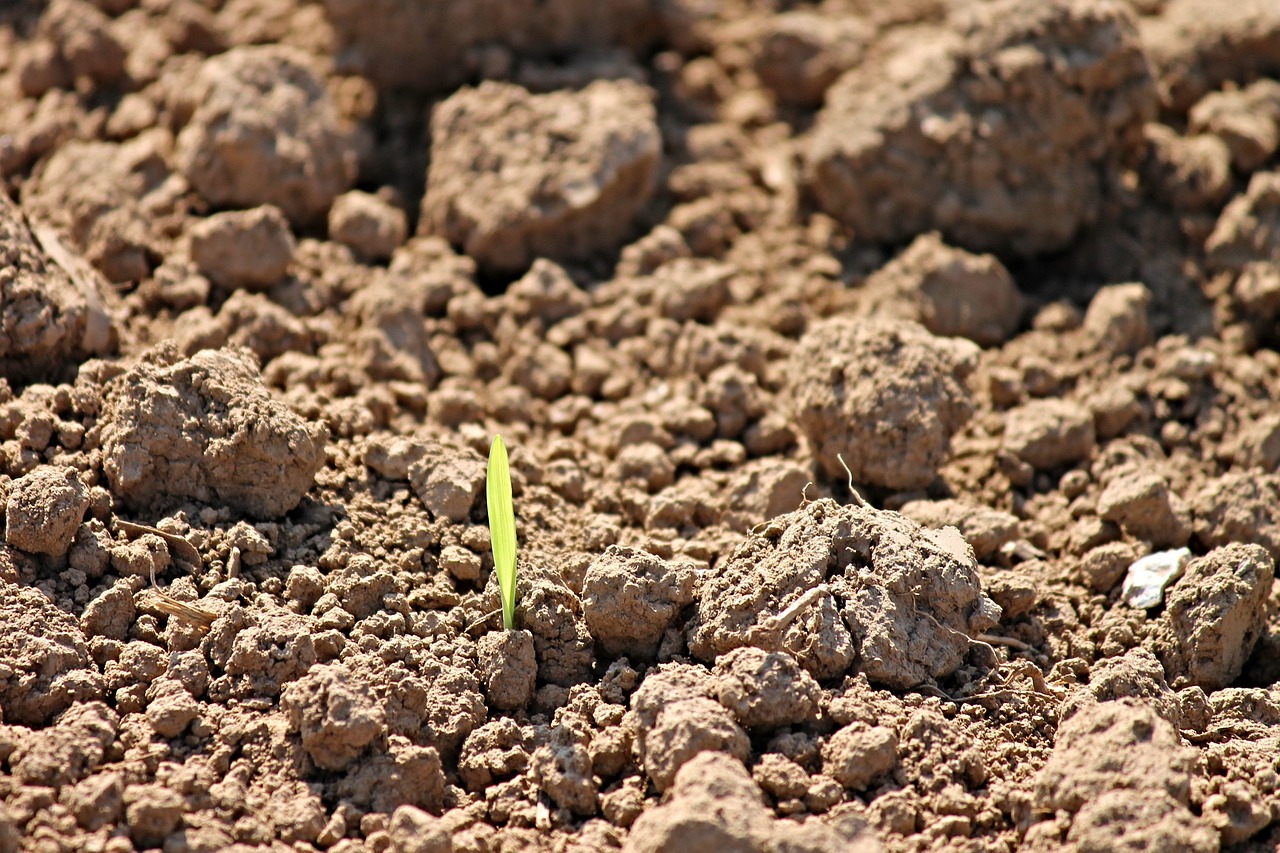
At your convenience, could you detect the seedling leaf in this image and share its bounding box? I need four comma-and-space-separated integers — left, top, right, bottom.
487, 434, 518, 630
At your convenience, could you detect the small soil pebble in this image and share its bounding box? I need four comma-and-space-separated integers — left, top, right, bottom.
458, 718, 532, 791
789, 318, 978, 490
1081, 283, 1152, 355
421, 79, 661, 274
328, 190, 407, 262
1074, 541, 1143, 594
174, 45, 357, 226
806, 0, 1155, 254
438, 545, 481, 582
1205, 170, 1280, 274
123, 783, 185, 849
99, 344, 327, 518
1188, 79, 1280, 172
387, 805, 450, 853
145, 678, 200, 738
822, 723, 899, 791
582, 545, 698, 661
857, 233, 1024, 347
188, 205, 296, 290
4, 465, 89, 556
476, 629, 537, 711
751, 753, 810, 801
691, 498, 1000, 689
80, 579, 136, 641
1156, 543, 1273, 690
747, 11, 873, 107
407, 445, 486, 523
1141, 124, 1232, 211
1096, 470, 1192, 549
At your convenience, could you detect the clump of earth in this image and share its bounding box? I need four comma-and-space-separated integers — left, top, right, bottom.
2, 0, 1280, 850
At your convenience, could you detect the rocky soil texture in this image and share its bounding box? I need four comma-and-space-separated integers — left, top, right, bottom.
3, 0, 1280, 851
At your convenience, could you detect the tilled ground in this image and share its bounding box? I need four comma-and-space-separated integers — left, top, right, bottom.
2, 0, 1280, 851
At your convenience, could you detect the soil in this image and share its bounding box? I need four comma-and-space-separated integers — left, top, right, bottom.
2, 0, 1280, 851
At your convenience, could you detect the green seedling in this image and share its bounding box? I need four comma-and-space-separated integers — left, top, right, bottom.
487, 434, 518, 630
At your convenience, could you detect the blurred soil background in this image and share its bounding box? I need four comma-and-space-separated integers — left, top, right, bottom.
3, 0, 1280, 851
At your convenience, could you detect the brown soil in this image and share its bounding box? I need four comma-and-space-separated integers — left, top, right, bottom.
2, 0, 1280, 851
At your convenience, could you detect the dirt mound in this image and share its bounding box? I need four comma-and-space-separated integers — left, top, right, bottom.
3, 0, 1280, 848
807, 0, 1156, 254
690, 498, 1001, 688
99, 344, 327, 518
789, 318, 978, 490
422, 79, 661, 275
0, 192, 116, 383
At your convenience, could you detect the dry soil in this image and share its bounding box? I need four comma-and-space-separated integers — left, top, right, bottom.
2, 0, 1280, 851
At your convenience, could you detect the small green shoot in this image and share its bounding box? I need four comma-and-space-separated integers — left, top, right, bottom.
487, 434, 518, 630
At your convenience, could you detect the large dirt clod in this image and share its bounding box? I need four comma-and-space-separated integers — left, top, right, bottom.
1031, 700, 1211, 849
517, 578, 596, 687
174, 45, 358, 226
690, 498, 1001, 690
99, 345, 327, 519
4, 465, 89, 556
282, 663, 388, 771
0, 191, 115, 383
1157, 543, 1274, 691
0, 581, 103, 726
807, 0, 1156, 255
421, 80, 661, 275
712, 647, 820, 730
582, 545, 699, 661
789, 318, 978, 491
